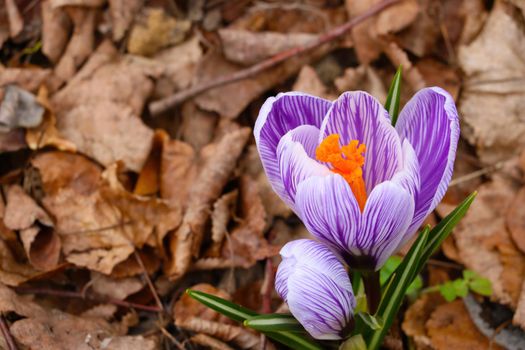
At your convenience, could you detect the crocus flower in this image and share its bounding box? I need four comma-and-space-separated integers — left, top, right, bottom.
275, 239, 356, 340
254, 88, 458, 270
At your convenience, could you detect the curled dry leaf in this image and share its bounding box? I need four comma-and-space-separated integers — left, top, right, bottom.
190, 334, 235, 350
459, 1, 525, 164
346, 0, 419, 64
0, 67, 51, 92
0, 239, 40, 286
209, 190, 238, 256
52, 41, 156, 171
52, 7, 97, 87
293, 65, 335, 100
166, 127, 250, 280
425, 299, 504, 350
41, 0, 71, 63
219, 28, 318, 65
109, 0, 143, 41
152, 36, 203, 98
32, 152, 180, 274
90, 271, 145, 300
0, 283, 157, 350
4, 185, 61, 271
453, 175, 525, 308
0, 85, 44, 132
127, 8, 191, 56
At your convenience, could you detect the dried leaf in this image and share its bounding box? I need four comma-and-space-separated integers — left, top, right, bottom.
41, 0, 71, 63
293, 65, 335, 100
127, 8, 191, 56
0, 129, 26, 152
507, 187, 525, 254
453, 175, 525, 307
334, 65, 386, 101
4, 185, 52, 230
210, 190, 238, 255
109, 0, 143, 41
426, 300, 503, 350
0, 85, 44, 132
0, 67, 51, 92
190, 334, 234, 350
0, 240, 40, 286
402, 293, 443, 349
173, 283, 231, 323
52, 7, 97, 87
5, 0, 23, 38
219, 29, 318, 65
180, 101, 217, 151
90, 271, 145, 300
166, 127, 250, 279
459, 1, 525, 164
52, 41, 157, 171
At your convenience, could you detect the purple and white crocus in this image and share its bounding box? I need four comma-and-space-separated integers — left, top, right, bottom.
255, 88, 459, 339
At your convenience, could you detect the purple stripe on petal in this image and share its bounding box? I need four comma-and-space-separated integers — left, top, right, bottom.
319, 91, 402, 193
359, 181, 414, 270
277, 126, 331, 206
254, 93, 332, 207
295, 175, 361, 255
396, 87, 459, 236
276, 239, 355, 340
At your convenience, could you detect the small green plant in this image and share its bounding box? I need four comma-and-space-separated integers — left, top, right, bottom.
422, 269, 492, 302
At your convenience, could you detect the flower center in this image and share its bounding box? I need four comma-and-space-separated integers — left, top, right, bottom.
315, 134, 367, 211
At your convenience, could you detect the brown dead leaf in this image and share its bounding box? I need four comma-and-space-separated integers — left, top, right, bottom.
459, 1, 525, 164
127, 8, 191, 56
0, 129, 26, 152
0, 67, 51, 92
293, 65, 335, 100
32, 152, 179, 274
41, 0, 71, 63
190, 334, 234, 350
507, 187, 525, 254
91, 271, 145, 300
453, 175, 525, 307
109, 0, 143, 41
3, 185, 60, 271
51, 0, 106, 7
52, 41, 157, 171
416, 58, 460, 100
426, 300, 503, 350
209, 190, 238, 256
166, 127, 250, 280
0, 283, 156, 350
110, 247, 160, 278
26, 87, 77, 152
346, 0, 418, 64
160, 138, 197, 207
402, 293, 444, 349
180, 101, 217, 152
0, 239, 40, 286
5, 0, 23, 38
0, 85, 44, 132
219, 29, 318, 65
334, 65, 386, 101
134, 129, 168, 196
52, 7, 97, 87
152, 36, 203, 98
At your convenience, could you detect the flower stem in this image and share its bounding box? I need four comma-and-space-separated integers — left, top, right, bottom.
362, 270, 381, 314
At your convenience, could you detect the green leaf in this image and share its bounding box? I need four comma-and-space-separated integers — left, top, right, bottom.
356, 312, 383, 331
244, 314, 305, 333
462, 269, 476, 281
452, 279, 469, 298
380, 256, 422, 295
406, 275, 423, 295
439, 281, 457, 302
385, 65, 402, 126
340, 334, 367, 350
368, 227, 430, 350
469, 277, 492, 296
186, 289, 257, 323
187, 290, 323, 350
417, 192, 477, 272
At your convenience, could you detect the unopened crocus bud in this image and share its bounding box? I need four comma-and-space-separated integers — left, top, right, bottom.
275, 239, 356, 340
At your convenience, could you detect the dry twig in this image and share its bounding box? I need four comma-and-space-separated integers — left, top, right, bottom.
148, 0, 400, 115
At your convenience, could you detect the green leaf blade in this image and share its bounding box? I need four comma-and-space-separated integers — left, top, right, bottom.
245, 314, 305, 333
385, 65, 402, 126
186, 289, 257, 323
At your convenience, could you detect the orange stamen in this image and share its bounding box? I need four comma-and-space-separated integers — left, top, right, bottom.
316, 134, 367, 211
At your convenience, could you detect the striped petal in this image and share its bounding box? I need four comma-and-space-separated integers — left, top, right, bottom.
396, 87, 459, 236
295, 174, 361, 255
276, 239, 355, 340
319, 91, 402, 193
358, 181, 415, 270
277, 126, 331, 208
254, 92, 332, 206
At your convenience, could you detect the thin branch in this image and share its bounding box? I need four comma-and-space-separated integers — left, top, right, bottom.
14, 287, 162, 313
148, 0, 400, 115
0, 314, 17, 350
133, 250, 165, 313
